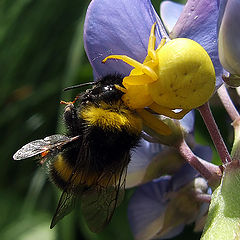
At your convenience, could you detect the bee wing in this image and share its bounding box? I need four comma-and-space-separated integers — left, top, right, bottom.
50, 164, 87, 228
50, 167, 127, 232
50, 190, 79, 229
49, 142, 88, 228
50, 140, 129, 231
81, 167, 127, 233
13, 134, 79, 161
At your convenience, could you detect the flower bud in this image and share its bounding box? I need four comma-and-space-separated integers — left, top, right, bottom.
218, 0, 240, 76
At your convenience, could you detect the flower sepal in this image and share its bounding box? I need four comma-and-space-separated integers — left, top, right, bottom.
223, 74, 240, 88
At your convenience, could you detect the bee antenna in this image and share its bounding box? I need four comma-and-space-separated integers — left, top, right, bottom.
63, 82, 95, 91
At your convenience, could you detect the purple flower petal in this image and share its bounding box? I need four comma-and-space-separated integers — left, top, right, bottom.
128, 176, 171, 240
159, 225, 185, 239
194, 144, 212, 162
126, 111, 195, 188
218, 0, 227, 28
126, 139, 163, 188
179, 110, 195, 134
171, 145, 212, 191
171, 0, 223, 88
84, 0, 168, 79
171, 163, 198, 192
128, 165, 206, 239
160, 1, 184, 33
128, 140, 163, 174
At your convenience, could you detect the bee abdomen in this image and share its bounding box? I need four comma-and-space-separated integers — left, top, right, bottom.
49, 154, 120, 191
49, 154, 74, 191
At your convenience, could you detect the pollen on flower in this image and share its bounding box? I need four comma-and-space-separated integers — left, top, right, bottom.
102, 23, 216, 136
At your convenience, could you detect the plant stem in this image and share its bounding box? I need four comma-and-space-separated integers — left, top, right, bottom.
198, 102, 231, 164
217, 84, 239, 121
195, 193, 211, 203
176, 139, 222, 186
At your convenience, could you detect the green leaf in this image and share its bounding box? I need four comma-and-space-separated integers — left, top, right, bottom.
201, 162, 240, 240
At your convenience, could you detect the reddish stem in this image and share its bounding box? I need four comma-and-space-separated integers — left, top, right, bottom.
217, 84, 239, 121
176, 140, 222, 185
195, 193, 211, 203
198, 102, 232, 164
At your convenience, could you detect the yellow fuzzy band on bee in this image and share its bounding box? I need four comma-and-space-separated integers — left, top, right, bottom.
80, 101, 142, 133
53, 155, 120, 187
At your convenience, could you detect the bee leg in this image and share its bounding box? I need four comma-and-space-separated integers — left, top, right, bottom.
62, 103, 81, 135
60, 96, 79, 105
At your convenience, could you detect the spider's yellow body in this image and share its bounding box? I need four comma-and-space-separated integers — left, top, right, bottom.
103, 23, 216, 136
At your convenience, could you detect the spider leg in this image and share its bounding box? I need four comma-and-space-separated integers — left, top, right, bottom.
102, 55, 158, 81
144, 24, 166, 70
149, 102, 190, 119
156, 37, 166, 52
136, 109, 172, 136
145, 22, 158, 67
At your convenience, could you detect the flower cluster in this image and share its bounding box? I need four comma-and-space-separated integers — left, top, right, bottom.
83, 0, 240, 239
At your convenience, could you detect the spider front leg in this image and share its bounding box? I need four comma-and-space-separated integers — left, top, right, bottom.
102, 23, 166, 82
144, 23, 166, 69
61, 100, 81, 135
102, 55, 158, 81
146, 22, 158, 64
137, 109, 172, 136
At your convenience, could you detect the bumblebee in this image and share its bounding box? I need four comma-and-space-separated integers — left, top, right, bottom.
13, 74, 142, 233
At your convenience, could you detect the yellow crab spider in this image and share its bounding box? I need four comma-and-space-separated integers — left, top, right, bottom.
102, 23, 216, 136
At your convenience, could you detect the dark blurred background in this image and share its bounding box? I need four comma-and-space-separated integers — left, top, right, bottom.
0, 0, 230, 239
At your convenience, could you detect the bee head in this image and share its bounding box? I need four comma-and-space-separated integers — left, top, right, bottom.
81, 74, 125, 104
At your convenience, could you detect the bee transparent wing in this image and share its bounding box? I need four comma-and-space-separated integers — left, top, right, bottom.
50, 190, 79, 229
50, 166, 87, 228
50, 142, 129, 231
13, 134, 79, 161
81, 167, 127, 233
49, 142, 88, 228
